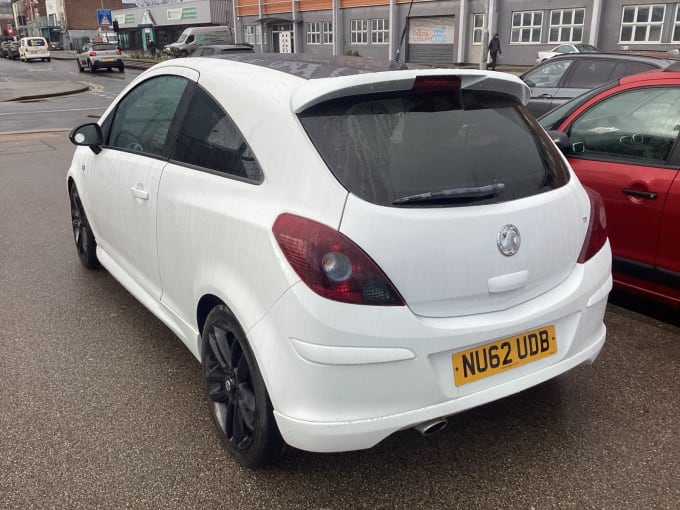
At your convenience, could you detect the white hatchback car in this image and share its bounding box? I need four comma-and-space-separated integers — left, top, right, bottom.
19, 36, 50, 62
67, 54, 612, 467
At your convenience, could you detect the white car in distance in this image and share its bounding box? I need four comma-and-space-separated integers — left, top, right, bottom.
537, 43, 599, 62
67, 54, 612, 467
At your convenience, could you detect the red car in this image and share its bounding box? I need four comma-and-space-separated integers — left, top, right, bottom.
540, 64, 680, 307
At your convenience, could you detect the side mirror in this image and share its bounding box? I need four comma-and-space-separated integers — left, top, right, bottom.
547, 130, 570, 153
69, 123, 103, 154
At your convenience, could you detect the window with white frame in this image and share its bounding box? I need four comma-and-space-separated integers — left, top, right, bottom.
244, 25, 256, 45
472, 13, 485, 44
673, 5, 680, 42
351, 19, 369, 44
307, 22, 321, 44
511, 11, 543, 43
549, 8, 585, 43
620, 4, 665, 43
371, 18, 389, 44
323, 21, 333, 44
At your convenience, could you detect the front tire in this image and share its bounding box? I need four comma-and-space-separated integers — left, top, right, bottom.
69, 185, 99, 269
201, 305, 284, 467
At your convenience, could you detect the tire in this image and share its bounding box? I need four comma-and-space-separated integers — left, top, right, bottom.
180, 49, 188, 57
201, 305, 284, 467
69, 185, 99, 269
88, 60, 96, 73
118, 65, 125, 73
46, 57, 51, 62
77, 59, 83, 72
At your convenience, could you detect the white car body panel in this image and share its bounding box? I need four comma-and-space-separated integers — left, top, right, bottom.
340, 182, 588, 317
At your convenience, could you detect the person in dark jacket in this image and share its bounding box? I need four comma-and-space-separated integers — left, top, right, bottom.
488, 33, 501, 71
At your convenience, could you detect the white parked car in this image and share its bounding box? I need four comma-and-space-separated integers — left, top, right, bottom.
67, 54, 612, 467
536, 43, 599, 63
18, 36, 50, 62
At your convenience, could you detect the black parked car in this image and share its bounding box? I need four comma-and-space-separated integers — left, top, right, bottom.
7, 41, 20, 60
520, 52, 672, 117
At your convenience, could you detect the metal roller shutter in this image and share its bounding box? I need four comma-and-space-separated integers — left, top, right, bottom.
407, 16, 455, 65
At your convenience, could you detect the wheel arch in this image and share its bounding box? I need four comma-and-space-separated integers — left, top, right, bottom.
196, 293, 226, 336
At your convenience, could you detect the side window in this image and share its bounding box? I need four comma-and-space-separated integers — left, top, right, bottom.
524, 59, 573, 88
108, 75, 189, 157
186, 35, 195, 44
565, 59, 616, 88
172, 87, 264, 181
568, 87, 680, 163
610, 62, 655, 82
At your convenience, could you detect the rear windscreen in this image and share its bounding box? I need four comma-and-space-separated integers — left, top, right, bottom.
298, 89, 570, 207
92, 44, 117, 51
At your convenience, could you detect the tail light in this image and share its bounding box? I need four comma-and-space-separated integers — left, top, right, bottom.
273, 213, 405, 306
89, 51, 97, 57
115, 49, 121, 55
412, 76, 461, 92
578, 187, 608, 263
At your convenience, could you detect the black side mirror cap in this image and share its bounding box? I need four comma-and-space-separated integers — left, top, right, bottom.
547, 129, 570, 153
69, 123, 103, 154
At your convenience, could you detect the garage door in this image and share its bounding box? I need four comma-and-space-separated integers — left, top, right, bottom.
407, 16, 455, 64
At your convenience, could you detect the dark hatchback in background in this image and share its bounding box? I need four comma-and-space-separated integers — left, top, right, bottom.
539, 64, 680, 307
521, 53, 672, 117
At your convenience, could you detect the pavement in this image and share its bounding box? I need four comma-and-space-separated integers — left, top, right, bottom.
1, 50, 528, 103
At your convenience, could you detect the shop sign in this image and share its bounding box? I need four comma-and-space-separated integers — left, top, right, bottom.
409, 17, 455, 44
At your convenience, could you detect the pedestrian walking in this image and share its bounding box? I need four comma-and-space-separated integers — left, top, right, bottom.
488, 33, 501, 71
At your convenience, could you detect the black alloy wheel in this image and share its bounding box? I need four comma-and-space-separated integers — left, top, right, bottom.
201, 305, 283, 467
69, 185, 99, 269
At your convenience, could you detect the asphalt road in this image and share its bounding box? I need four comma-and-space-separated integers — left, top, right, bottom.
0, 60, 679, 509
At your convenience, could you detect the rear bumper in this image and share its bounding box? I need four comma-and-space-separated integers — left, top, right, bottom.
247, 242, 612, 453
92, 59, 124, 69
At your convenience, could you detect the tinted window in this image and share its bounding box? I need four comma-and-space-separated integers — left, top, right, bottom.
108, 76, 189, 156
524, 59, 574, 88
566, 59, 617, 88
299, 89, 570, 207
92, 44, 117, 51
568, 86, 680, 163
609, 62, 655, 82
172, 87, 263, 181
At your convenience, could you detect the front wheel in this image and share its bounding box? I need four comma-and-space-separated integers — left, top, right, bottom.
201, 305, 284, 467
69, 185, 99, 269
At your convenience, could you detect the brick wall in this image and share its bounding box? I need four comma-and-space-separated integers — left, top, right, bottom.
66, 0, 123, 30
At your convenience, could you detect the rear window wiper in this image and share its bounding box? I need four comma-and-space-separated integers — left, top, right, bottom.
392, 182, 506, 205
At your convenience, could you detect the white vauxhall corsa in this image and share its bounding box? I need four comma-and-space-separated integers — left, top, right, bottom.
67, 54, 612, 467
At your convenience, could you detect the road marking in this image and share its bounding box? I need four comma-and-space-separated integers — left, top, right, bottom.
0, 107, 107, 117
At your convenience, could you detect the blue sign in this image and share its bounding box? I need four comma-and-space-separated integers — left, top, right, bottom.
97, 9, 112, 27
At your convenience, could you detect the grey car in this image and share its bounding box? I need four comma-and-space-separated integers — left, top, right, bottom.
520, 52, 672, 117
76, 43, 124, 73
188, 44, 254, 57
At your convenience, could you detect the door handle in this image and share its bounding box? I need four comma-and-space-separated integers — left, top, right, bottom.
538, 94, 553, 98
131, 186, 149, 200
622, 189, 657, 199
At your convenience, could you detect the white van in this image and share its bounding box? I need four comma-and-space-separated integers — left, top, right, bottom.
19, 36, 51, 62
163, 26, 233, 57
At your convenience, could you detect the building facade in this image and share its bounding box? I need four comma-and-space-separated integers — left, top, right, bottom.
111, 0, 233, 51
231, 0, 680, 65
9, 0, 123, 47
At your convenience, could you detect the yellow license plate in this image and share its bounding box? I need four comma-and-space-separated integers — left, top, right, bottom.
102, 57, 114, 61
452, 325, 557, 386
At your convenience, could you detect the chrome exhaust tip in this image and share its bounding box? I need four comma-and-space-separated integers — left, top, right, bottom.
413, 418, 448, 436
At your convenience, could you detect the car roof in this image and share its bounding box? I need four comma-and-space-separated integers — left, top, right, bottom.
542, 51, 672, 66
200, 53, 419, 77
149, 55, 532, 114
